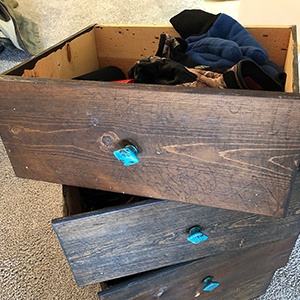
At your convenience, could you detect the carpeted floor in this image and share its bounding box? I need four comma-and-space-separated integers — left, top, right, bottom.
0, 1, 299, 299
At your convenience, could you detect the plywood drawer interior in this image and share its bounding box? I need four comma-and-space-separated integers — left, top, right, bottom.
6, 25, 298, 93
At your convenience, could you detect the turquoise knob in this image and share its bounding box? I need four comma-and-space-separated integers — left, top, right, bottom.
114, 145, 139, 166
187, 226, 208, 244
203, 277, 219, 291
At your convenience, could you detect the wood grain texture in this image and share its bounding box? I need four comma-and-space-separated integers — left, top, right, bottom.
100, 273, 274, 300
0, 77, 300, 216
52, 173, 300, 286
97, 236, 297, 300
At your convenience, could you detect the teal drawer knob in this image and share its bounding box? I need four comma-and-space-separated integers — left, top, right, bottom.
187, 226, 208, 244
114, 145, 139, 166
203, 277, 219, 292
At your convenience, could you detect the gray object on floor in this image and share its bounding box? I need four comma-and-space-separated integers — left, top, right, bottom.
0, 0, 42, 54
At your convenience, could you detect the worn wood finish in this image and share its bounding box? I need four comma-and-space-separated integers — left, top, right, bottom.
207, 273, 274, 300
97, 236, 296, 300
52, 173, 300, 286
100, 273, 274, 300
284, 26, 300, 93
1, 76, 300, 216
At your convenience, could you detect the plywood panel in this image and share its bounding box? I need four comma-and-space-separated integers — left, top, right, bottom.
20, 29, 99, 79
245, 26, 291, 69
284, 27, 299, 93
93, 25, 179, 76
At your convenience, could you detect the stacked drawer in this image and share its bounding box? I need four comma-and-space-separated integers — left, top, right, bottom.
0, 24, 299, 299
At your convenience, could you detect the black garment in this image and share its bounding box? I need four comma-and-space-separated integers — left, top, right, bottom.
170, 9, 220, 39
169, 9, 286, 88
129, 56, 285, 92
155, 33, 198, 68
223, 59, 285, 91
128, 56, 197, 85
73, 66, 126, 81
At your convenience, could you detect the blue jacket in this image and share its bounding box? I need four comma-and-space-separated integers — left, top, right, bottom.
183, 13, 283, 77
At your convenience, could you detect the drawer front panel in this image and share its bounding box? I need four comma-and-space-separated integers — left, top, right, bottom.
1, 77, 300, 217
98, 236, 296, 300
52, 175, 300, 286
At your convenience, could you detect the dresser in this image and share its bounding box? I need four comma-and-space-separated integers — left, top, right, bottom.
0, 24, 299, 299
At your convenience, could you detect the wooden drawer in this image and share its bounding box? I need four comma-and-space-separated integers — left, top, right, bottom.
52, 172, 300, 286
0, 25, 299, 217
97, 236, 297, 300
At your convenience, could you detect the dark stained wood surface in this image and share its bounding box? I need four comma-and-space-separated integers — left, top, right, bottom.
101, 273, 274, 300
208, 273, 274, 300
97, 236, 297, 300
52, 173, 300, 286
1, 76, 300, 216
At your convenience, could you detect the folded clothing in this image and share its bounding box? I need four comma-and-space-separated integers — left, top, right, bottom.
129, 56, 285, 92
170, 9, 285, 79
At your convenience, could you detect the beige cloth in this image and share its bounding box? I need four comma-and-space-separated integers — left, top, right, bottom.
181, 68, 227, 88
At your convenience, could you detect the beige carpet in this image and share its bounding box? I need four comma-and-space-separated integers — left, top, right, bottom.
0, 0, 299, 299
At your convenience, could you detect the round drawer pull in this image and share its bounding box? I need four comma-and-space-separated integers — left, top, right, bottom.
203, 276, 219, 291
187, 226, 208, 244
114, 145, 139, 166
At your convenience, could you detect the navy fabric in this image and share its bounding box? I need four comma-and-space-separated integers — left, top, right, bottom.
186, 14, 268, 67
185, 13, 284, 76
